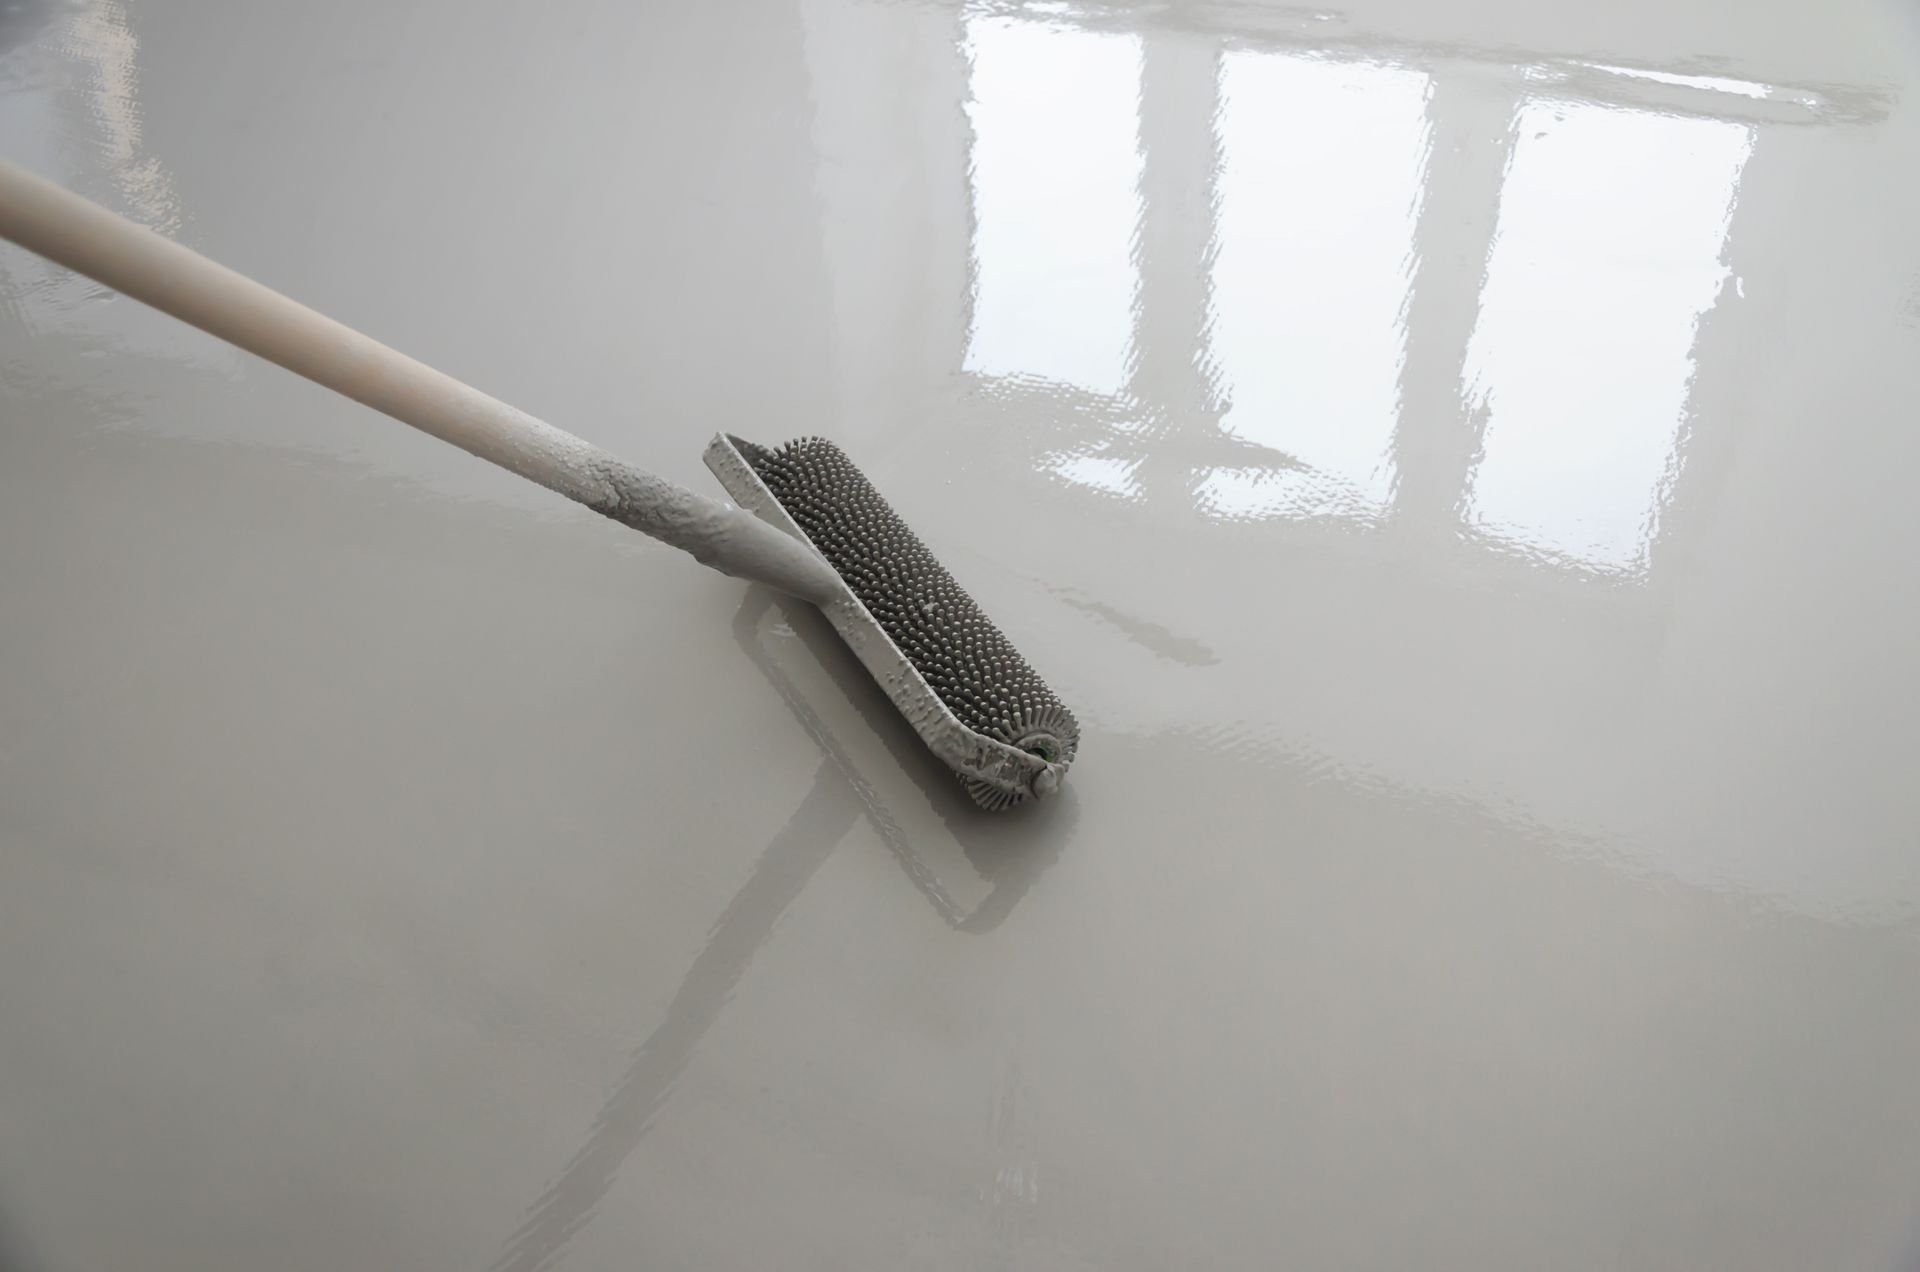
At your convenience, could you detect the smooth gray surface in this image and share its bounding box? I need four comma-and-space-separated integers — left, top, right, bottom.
3, 0, 1918, 1268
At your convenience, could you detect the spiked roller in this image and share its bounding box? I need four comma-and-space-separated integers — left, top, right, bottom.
706, 435, 1078, 810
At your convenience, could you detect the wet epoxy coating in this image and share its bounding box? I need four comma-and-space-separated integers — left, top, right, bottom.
3, 0, 1919, 1267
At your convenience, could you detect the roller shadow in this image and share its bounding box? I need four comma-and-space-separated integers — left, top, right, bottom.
487, 588, 1071, 1271
731, 586, 1076, 931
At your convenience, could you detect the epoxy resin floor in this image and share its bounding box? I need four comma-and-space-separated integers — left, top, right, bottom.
3, 0, 1918, 1268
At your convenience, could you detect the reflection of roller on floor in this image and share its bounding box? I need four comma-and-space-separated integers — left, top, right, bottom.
488, 758, 857, 1272
734, 586, 1074, 929
488, 587, 1075, 1272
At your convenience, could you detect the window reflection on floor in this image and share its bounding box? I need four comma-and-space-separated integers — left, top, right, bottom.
1463, 100, 1750, 574
963, 16, 1142, 398
959, 23, 1759, 580
1203, 52, 1430, 522
1047, 452, 1141, 498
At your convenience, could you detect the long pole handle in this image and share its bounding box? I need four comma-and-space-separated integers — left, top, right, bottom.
0, 157, 839, 603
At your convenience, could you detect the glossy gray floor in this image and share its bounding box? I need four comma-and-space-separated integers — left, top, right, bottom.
3, 0, 1918, 1268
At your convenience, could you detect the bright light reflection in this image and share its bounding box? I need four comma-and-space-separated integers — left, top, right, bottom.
964, 17, 1142, 396
1464, 100, 1750, 574
1564, 61, 1775, 102
1205, 52, 1430, 521
1048, 453, 1139, 497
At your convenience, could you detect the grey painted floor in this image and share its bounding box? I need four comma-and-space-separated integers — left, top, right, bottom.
3, 0, 1919, 1268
